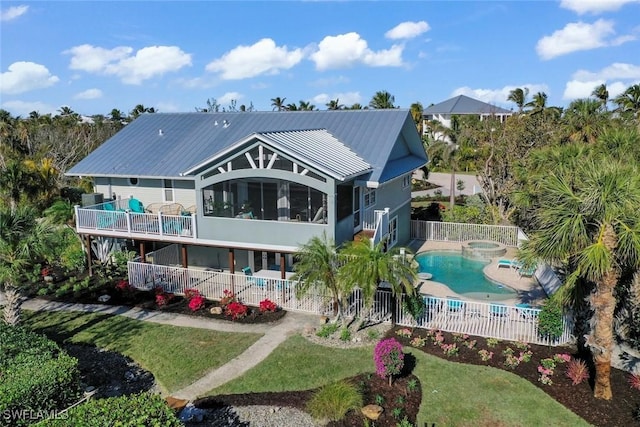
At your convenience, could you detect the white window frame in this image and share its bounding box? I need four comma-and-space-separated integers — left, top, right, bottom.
389, 215, 398, 247
364, 188, 376, 208
163, 179, 174, 202
402, 174, 411, 189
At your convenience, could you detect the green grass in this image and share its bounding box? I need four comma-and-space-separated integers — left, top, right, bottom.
209, 336, 590, 426
22, 310, 262, 393
409, 349, 591, 427
208, 335, 374, 395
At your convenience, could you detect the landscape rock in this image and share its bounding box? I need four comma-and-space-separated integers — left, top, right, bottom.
210, 307, 223, 315
361, 404, 384, 420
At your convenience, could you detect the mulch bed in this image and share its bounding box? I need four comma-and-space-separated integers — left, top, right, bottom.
387, 326, 640, 427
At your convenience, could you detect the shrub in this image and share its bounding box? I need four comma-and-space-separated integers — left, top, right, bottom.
316, 322, 339, 338
396, 328, 412, 338
374, 338, 405, 385
628, 373, 640, 391
410, 336, 427, 348
37, 392, 182, 426
154, 287, 175, 307
225, 301, 248, 320
0, 325, 81, 427
306, 380, 363, 422
566, 359, 590, 385
184, 288, 200, 300
340, 327, 351, 342
259, 299, 278, 313
478, 349, 493, 361
538, 299, 564, 340
188, 295, 206, 311
219, 289, 237, 308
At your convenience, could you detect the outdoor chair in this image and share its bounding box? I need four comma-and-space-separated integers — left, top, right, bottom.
497, 259, 521, 269
241, 267, 267, 289
446, 297, 464, 313
515, 303, 537, 321
490, 303, 509, 318
129, 198, 145, 213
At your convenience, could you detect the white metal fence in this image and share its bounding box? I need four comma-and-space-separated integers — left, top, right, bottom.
128, 261, 573, 346
411, 220, 520, 247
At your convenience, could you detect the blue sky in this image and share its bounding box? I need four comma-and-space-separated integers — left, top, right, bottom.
1, 1, 639, 117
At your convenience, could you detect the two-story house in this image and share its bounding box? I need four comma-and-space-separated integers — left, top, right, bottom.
67, 109, 427, 278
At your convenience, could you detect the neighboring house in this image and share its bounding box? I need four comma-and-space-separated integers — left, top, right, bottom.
422, 95, 513, 138
67, 109, 428, 275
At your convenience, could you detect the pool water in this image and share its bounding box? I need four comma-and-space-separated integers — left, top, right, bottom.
415, 251, 516, 300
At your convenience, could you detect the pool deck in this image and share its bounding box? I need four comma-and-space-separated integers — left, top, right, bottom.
409, 240, 547, 307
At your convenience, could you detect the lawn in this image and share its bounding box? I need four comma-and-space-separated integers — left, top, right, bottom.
208, 335, 589, 426
22, 310, 262, 393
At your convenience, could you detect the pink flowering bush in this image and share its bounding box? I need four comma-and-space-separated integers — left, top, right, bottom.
374, 338, 405, 385
225, 301, 248, 320
188, 295, 206, 311
395, 328, 412, 338
220, 289, 237, 308
154, 286, 175, 307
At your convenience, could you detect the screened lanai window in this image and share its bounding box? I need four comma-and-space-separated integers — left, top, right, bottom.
202, 178, 327, 223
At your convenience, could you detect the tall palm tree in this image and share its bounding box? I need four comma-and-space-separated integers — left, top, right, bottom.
427, 116, 461, 210
0, 160, 38, 213
270, 97, 287, 111
129, 104, 156, 119
507, 87, 529, 113
525, 92, 547, 115
520, 157, 640, 400
298, 101, 316, 111
614, 84, 640, 118
410, 102, 424, 135
369, 90, 396, 109
326, 99, 344, 110
291, 233, 354, 324
340, 237, 417, 325
591, 84, 609, 111
349, 103, 364, 110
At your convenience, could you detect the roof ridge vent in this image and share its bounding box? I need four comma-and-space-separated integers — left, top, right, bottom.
214, 120, 218, 126
158, 129, 164, 136
223, 119, 229, 128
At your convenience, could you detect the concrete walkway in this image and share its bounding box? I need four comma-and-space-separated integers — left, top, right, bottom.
21, 298, 318, 400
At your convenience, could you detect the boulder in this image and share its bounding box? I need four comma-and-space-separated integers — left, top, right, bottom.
210, 306, 223, 315
361, 404, 383, 420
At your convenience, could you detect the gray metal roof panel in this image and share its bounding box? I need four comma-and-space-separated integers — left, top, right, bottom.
260, 129, 371, 181
424, 95, 512, 115
66, 109, 421, 183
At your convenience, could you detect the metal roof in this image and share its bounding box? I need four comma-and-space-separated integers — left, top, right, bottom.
260, 129, 371, 181
424, 95, 512, 115
66, 109, 427, 184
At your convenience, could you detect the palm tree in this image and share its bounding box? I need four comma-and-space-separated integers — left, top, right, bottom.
369, 91, 396, 109
507, 87, 529, 113
298, 101, 315, 111
525, 92, 547, 115
427, 116, 461, 210
129, 104, 156, 119
0, 160, 38, 213
340, 237, 417, 325
291, 233, 354, 325
564, 98, 606, 144
349, 103, 364, 110
0, 206, 56, 325
410, 102, 424, 135
520, 157, 640, 400
286, 103, 298, 111
591, 84, 609, 111
326, 99, 344, 110
614, 84, 640, 118
270, 97, 287, 111
109, 108, 125, 122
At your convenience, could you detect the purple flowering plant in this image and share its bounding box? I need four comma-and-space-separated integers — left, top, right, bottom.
374, 338, 405, 385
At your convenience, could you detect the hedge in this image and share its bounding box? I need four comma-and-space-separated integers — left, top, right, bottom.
36, 393, 183, 427
0, 324, 81, 427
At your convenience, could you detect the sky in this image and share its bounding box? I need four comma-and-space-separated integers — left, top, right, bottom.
1, 0, 639, 117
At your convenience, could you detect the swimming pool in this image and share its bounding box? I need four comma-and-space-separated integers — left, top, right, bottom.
415, 251, 516, 301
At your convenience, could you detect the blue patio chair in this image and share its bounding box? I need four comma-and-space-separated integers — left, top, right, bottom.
446, 297, 464, 313
490, 303, 509, 317
241, 267, 267, 288
129, 198, 145, 213
515, 303, 537, 320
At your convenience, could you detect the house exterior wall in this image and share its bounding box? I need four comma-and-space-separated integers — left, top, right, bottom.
393, 201, 412, 246
94, 177, 196, 208
186, 246, 248, 270
375, 174, 412, 210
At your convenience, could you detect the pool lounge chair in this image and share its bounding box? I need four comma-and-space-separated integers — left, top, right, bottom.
490, 303, 508, 318
497, 259, 522, 269
129, 198, 145, 213
446, 297, 464, 313
241, 267, 267, 289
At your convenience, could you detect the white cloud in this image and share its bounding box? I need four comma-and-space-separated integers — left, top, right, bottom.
206, 38, 304, 80
452, 84, 549, 105
65, 44, 192, 84
385, 21, 430, 40
311, 91, 362, 107
560, 0, 640, 15
310, 32, 404, 71
1, 5, 28, 22
563, 62, 640, 99
0, 62, 59, 94
73, 88, 103, 100
536, 19, 634, 60
218, 92, 243, 106
1, 100, 56, 116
